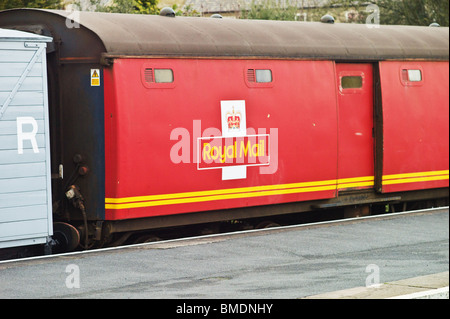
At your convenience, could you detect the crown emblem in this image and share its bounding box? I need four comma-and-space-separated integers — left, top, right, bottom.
226, 106, 241, 130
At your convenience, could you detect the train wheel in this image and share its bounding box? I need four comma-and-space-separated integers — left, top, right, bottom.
52, 222, 80, 253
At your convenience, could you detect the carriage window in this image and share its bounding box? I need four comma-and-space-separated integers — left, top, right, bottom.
246, 68, 273, 88
154, 69, 174, 83
400, 68, 423, 86
144, 68, 174, 83
341, 76, 363, 89
255, 69, 272, 83
142, 67, 175, 88
402, 69, 422, 82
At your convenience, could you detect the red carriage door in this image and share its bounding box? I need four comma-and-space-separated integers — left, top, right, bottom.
335, 63, 374, 191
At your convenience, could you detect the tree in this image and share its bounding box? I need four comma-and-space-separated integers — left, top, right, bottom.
93, 0, 134, 13
71, 0, 159, 14
325, 0, 449, 26
241, 0, 449, 26
0, 0, 63, 10
374, 0, 449, 26
241, 0, 312, 21
0, 0, 161, 14
134, 0, 159, 14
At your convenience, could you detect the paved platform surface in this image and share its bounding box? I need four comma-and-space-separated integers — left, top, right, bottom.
0, 208, 448, 299
304, 271, 448, 299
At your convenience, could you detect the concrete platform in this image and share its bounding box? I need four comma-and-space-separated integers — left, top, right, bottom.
0, 208, 448, 299
303, 271, 449, 299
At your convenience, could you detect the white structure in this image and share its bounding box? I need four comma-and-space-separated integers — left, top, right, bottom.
0, 29, 53, 249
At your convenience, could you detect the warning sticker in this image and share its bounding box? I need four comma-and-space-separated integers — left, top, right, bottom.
91, 69, 100, 86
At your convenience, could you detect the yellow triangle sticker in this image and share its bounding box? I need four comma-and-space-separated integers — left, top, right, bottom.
91, 69, 100, 86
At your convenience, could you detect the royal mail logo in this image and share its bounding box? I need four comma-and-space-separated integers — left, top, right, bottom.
196, 100, 271, 180
198, 135, 270, 170
221, 100, 246, 137
169, 100, 278, 180
226, 107, 241, 130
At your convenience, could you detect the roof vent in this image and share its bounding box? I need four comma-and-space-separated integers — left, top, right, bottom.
160, 7, 176, 17
429, 22, 440, 27
211, 14, 223, 19
320, 14, 335, 24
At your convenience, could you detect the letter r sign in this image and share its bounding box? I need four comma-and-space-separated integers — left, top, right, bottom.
17, 116, 40, 154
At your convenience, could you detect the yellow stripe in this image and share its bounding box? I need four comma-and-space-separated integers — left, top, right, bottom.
105, 179, 337, 204
382, 170, 449, 181
338, 176, 374, 183
382, 170, 449, 186
382, 175, 449, 185
338, 181, 374, 189
105, 176, 373, 210
337, 176, 374, 189
105, 184, 336, 210
104, 171, 448, 210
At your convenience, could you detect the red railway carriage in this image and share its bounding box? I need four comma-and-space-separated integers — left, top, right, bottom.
0, 9, 448, 251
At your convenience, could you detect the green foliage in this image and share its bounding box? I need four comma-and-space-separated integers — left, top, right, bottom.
81, 0, 159, 14
242, 0, 449, 26
241, 0, 302, 21
0, 0, 161, 14
177, 4, 200, 16
329, 0, 449, 26
89, 0, 133, 13
374, 0, 449, 26
0, 0, 63, 10
133, 0, 159, 14
1, 0, 448, 26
